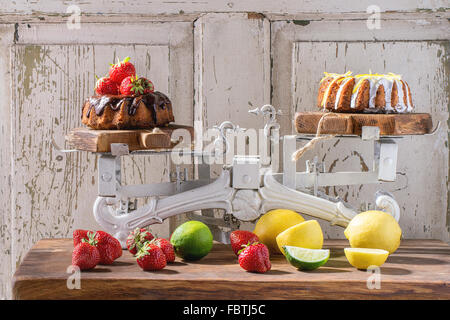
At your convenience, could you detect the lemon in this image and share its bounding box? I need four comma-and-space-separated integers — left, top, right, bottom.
170, 221, 213, 261
284, 246, 330, 270
344, 248, 389, 269
344, 210, 402, 254
253, 209, 305, 254
276, 220, 323, 255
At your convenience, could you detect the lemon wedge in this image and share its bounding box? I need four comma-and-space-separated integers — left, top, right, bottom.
344, 248, 389, 269
276, 220, 323, 255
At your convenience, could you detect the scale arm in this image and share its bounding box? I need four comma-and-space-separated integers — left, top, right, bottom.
259, 171, 358, 227
94, 169, 234, 247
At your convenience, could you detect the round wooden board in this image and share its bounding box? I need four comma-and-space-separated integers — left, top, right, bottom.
295, 112, 433, 135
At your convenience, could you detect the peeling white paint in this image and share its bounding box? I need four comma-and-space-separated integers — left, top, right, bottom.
0, 3, 448, 300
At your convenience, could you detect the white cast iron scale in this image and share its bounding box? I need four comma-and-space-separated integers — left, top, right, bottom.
57, 105, 429, 248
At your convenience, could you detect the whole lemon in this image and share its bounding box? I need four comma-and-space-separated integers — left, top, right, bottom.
276, 220, 324, 255
253, 209, 304, 254
344, 210, 402, 254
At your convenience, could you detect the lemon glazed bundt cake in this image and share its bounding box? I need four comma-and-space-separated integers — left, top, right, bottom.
317, 72, 414, 113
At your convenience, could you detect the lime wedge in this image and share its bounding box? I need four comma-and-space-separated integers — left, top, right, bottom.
283, 246, 330, 270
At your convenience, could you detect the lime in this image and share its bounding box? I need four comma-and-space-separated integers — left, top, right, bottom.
283, 246, 330, 270
276, 220, 323, 255
344, 248, 389, 269
253, 209, 305, 254
170, 221, 213, 261
344, 210, 402, 253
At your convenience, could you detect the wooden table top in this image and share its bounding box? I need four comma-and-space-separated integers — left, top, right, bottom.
12, 239, 450, 300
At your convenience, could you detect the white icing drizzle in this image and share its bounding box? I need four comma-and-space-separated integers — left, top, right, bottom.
320, 71, 352, 108
350, 77, 367, 109
321, 77, 341, 108
368, 77, 382, 108
377, 77, 394, 111
404, 81, 413, 112
394, 80, 407, 113
334, 77, 351, 109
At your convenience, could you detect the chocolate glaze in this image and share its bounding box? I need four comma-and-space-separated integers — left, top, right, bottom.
83, 91, 171, 123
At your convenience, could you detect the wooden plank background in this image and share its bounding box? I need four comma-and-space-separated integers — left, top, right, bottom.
289, 41, 449, 239
0, 1, 449, 299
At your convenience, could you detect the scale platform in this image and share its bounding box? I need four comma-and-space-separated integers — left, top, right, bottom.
295, 112, 432, 136
65, 124, 194, 153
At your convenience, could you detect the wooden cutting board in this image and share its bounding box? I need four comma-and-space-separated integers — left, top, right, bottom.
66, 124, 194, 152
295, 112, 433, 135
12, 239, 450, 300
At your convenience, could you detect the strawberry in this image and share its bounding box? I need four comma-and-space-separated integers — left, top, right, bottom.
230, 230, 259, 256
73, 229, 93, 247
140, 77, 154, 94
118, 76, 136, 95
109, 56, 136, 84
72, 232, 100, 270
95, 76, 119, 95
151, 238, 175, 263
126, 227, 154, 255
119, 75, 154, 96
136, 242, 167, 271
238, 242, 271, 273
94, 230, 122, 265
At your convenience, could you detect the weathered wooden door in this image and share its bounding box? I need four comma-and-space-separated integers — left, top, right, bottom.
0, 1, 448, 299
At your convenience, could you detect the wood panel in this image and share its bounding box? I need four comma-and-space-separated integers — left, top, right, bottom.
286, 40, 449, 240
271, 22, 449, 240
1, 1, 449, 301
194, 13, 271, 136
193, 13, 271, 232
2, 0, 449, 16
0, 24, 14, 300
271, 20, 450, 138
10, 43, 164, 268
7, 22, 194, 301
12, 238, 450, 300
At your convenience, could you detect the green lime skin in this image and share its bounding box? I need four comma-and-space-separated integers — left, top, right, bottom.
170, 221, 213, 261
283, 246, 329, 270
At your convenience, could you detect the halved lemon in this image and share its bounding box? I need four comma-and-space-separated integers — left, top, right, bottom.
276, 220, 323, 255
253, 209, 305, 254
344, 248, 389, 269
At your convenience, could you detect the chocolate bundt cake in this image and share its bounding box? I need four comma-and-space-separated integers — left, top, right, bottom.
81, 91, 174, 130
317, 72, 413, 113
